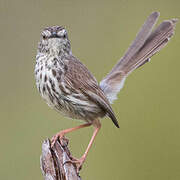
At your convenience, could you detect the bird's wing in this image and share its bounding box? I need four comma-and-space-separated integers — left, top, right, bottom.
100, 12, 177, 104
63, 56, 119, 128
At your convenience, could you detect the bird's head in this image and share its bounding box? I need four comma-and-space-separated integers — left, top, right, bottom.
38, 26, 71, 56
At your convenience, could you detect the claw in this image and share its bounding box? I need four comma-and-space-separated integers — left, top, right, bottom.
64, 156, 86, 172
51, 132, 65, 147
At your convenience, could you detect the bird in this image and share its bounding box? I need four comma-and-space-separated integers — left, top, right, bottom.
35, 12, 177, 171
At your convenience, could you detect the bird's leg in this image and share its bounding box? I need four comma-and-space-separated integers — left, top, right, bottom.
66, 119, 101, 171
51, 122, 92, 147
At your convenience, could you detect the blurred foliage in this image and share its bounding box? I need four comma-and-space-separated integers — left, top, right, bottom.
0, 0, 180, 180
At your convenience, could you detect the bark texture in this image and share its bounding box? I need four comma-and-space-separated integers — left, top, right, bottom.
40, 138, 82, 180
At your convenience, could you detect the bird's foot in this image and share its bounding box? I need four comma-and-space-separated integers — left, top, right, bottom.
51, 131, 67, 147
64, 155, 86, 173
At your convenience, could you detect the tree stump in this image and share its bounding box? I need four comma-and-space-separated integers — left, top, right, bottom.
40, 138, 82, 180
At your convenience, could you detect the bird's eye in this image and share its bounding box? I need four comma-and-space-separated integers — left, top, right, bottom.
63, 34, 66, 38
42, 35, 46, 39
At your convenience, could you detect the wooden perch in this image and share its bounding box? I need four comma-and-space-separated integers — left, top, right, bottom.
40, 138, 82, 180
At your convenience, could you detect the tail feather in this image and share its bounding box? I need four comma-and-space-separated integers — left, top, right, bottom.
125, 19, 177, 74
100, 12, 177, 104
112, 12, 159, 73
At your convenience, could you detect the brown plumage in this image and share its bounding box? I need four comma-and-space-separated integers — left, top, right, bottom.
100, 12, 177, 103
64, 56, 119, 127
35, 12, 177, 171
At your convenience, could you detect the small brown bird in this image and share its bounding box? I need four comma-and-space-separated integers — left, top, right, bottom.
35, 12, 177, 170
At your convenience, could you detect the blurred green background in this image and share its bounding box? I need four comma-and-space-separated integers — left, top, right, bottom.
0, 0, 180, 179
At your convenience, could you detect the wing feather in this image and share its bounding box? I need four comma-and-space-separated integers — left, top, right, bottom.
64, 56, 119, 127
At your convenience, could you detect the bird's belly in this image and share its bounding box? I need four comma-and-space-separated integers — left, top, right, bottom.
35, 57, 105, 122
44, 92, 104, 122
36, 78, 104, 122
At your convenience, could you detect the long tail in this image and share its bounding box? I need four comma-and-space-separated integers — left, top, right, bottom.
100, 12, 178, 103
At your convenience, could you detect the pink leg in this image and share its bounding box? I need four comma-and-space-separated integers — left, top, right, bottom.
68, 119, 101, 171
51, 122, 92, 147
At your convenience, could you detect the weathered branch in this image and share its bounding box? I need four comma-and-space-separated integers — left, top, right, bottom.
40, 138, 82, 180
